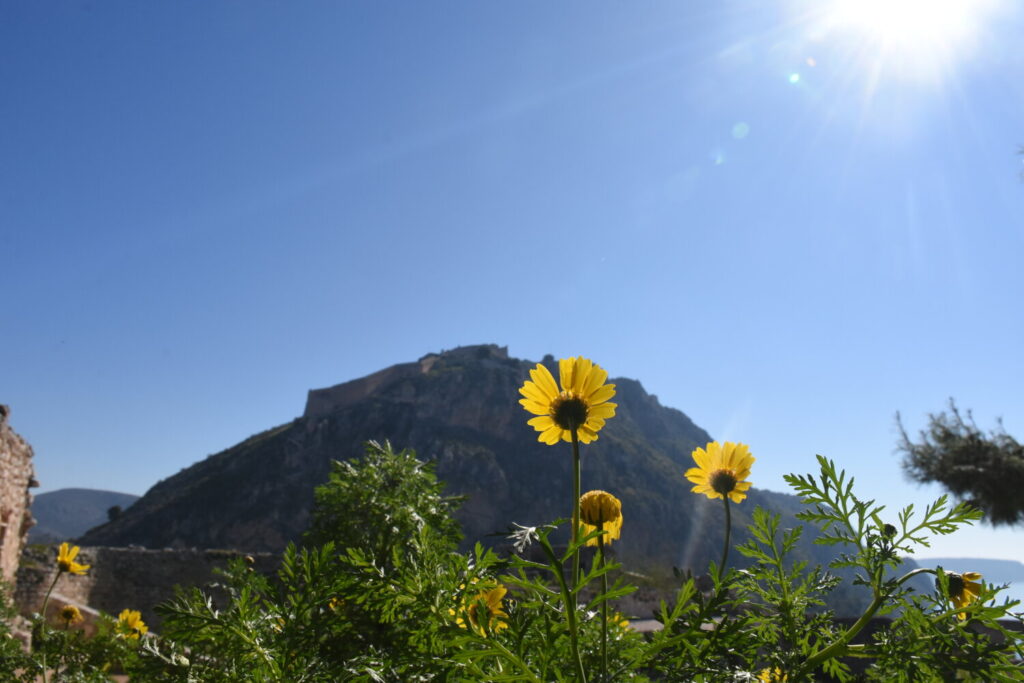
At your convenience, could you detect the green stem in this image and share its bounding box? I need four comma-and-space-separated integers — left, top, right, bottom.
571, 428, 581, 591
599, 533, 608, 683
719, 496, 732, 581
794, 567, 934, 678
39, 569, 62, 683
489, 639, 544, 683
540, 536, 587, 683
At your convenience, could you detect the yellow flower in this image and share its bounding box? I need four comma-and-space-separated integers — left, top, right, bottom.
454, 584, 509, 637
759, 667, 788, 682
609, 611, 630, 630
519, 357, 616, 444
58, 604, 83, 626
56, 542, 90, 575
942, 570, 983, 620
579, 490, 623, 547
116, 609, 148, 639
684, 441, 754, 504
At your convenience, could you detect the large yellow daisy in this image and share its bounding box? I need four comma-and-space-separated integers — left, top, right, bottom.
56, 542, 90, 575
943, 570, 983, 620
59, 604, 84, 626
579, 490, 623, 547
116, 609, 148, 639
518, 357, 617, 444
685, 441, 754, 504
455, 584, 509, 637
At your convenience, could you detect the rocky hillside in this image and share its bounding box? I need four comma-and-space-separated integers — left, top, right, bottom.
78, 345, 836, 576
30, 488, 139, 543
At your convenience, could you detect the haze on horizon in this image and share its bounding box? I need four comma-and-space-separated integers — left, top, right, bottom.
3, 1, 1023, 563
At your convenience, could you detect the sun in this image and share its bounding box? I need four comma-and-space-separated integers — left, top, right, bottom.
815, 0, 999, 82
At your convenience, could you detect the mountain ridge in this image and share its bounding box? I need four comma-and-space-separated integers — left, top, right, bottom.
30, 488, 139, 543
76, 345, 873, 585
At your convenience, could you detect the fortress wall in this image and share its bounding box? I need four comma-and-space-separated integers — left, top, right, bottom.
16, 545, 277, 630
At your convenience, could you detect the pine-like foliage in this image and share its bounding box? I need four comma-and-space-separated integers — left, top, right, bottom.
898, 400, 1024, 526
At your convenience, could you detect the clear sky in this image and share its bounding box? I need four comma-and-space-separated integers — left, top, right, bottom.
3, 1, 1023, 563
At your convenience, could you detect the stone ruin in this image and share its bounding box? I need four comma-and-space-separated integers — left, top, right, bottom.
0, 404, 280, 636
0, 405, 36, 590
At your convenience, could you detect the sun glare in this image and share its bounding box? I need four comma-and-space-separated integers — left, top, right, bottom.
818, 0, 997, 81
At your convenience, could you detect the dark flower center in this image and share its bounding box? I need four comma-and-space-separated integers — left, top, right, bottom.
58, 559, 72, 572
551, 394, 588, 431
709, 469, 738, 495
938, 573, 965, 598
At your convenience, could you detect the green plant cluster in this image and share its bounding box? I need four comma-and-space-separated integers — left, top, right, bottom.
3, 442, 1022, 681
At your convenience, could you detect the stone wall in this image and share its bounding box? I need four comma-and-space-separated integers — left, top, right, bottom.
0, 405, 36, 588
16, 545, 277, 631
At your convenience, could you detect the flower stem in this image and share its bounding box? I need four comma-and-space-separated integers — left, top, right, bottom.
793, 567, 934, 678
571, 427, 581, 591
540, 534, 588, 683
599, 534, 608, 683
39, 569, 62, 683
719, 496, 732, 581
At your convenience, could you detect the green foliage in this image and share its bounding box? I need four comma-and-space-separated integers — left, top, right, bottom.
4, 446, 1021, 681
304, 440, 463, 568
898, 399, 1024, 525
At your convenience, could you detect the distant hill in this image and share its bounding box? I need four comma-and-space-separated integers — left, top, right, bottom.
29, 488, 139, 544
77, 344, 928, 612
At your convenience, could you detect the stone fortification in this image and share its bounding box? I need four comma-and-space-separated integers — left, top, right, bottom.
16, 545, 277, 631
0, 405, 36, 588
304, 344, 509, 418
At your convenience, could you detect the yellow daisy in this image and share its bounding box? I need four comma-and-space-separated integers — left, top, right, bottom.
609, 611, 630, 630
454, 584, 509, 637
58, 604, 84, 626
519, 357, 617, 444
116, 609, 148, 639
943, 570, 983, 620
579, 490, 623, 547
759, 667, 788, 682
684, 441, 754, 504
56, 542, 90, 575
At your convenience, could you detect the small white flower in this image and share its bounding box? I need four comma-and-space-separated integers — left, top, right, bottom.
509, 523, 538, 553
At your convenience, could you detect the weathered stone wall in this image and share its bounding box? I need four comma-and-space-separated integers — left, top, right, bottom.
0, 405, 36, 588
16, 545, 277, 631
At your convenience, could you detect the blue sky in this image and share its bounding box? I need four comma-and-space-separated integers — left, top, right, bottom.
3, 1, 1023, 563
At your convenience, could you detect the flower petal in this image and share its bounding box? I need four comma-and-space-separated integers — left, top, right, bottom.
530, 364, 559, 399
588, 384, 616, 405
519, 398, 551, 416
572, 357, 593, 394
527, 415, 554, 431
583, 365, 609, 397
559, 358, 574, 394
519, 381, 551, 405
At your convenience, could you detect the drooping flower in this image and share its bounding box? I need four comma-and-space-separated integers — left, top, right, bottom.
684, 441, 754, 504
58, 604, 83, 626
940, 570, 983, 620
116, 609, 148, 639
519, 357, 616, 444
579, 490, 623, 546
56, 542, 90, 575
454, 584, 509, 636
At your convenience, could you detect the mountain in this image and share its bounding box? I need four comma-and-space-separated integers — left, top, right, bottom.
75, 345, 869, 583
30, 488, 139, 543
